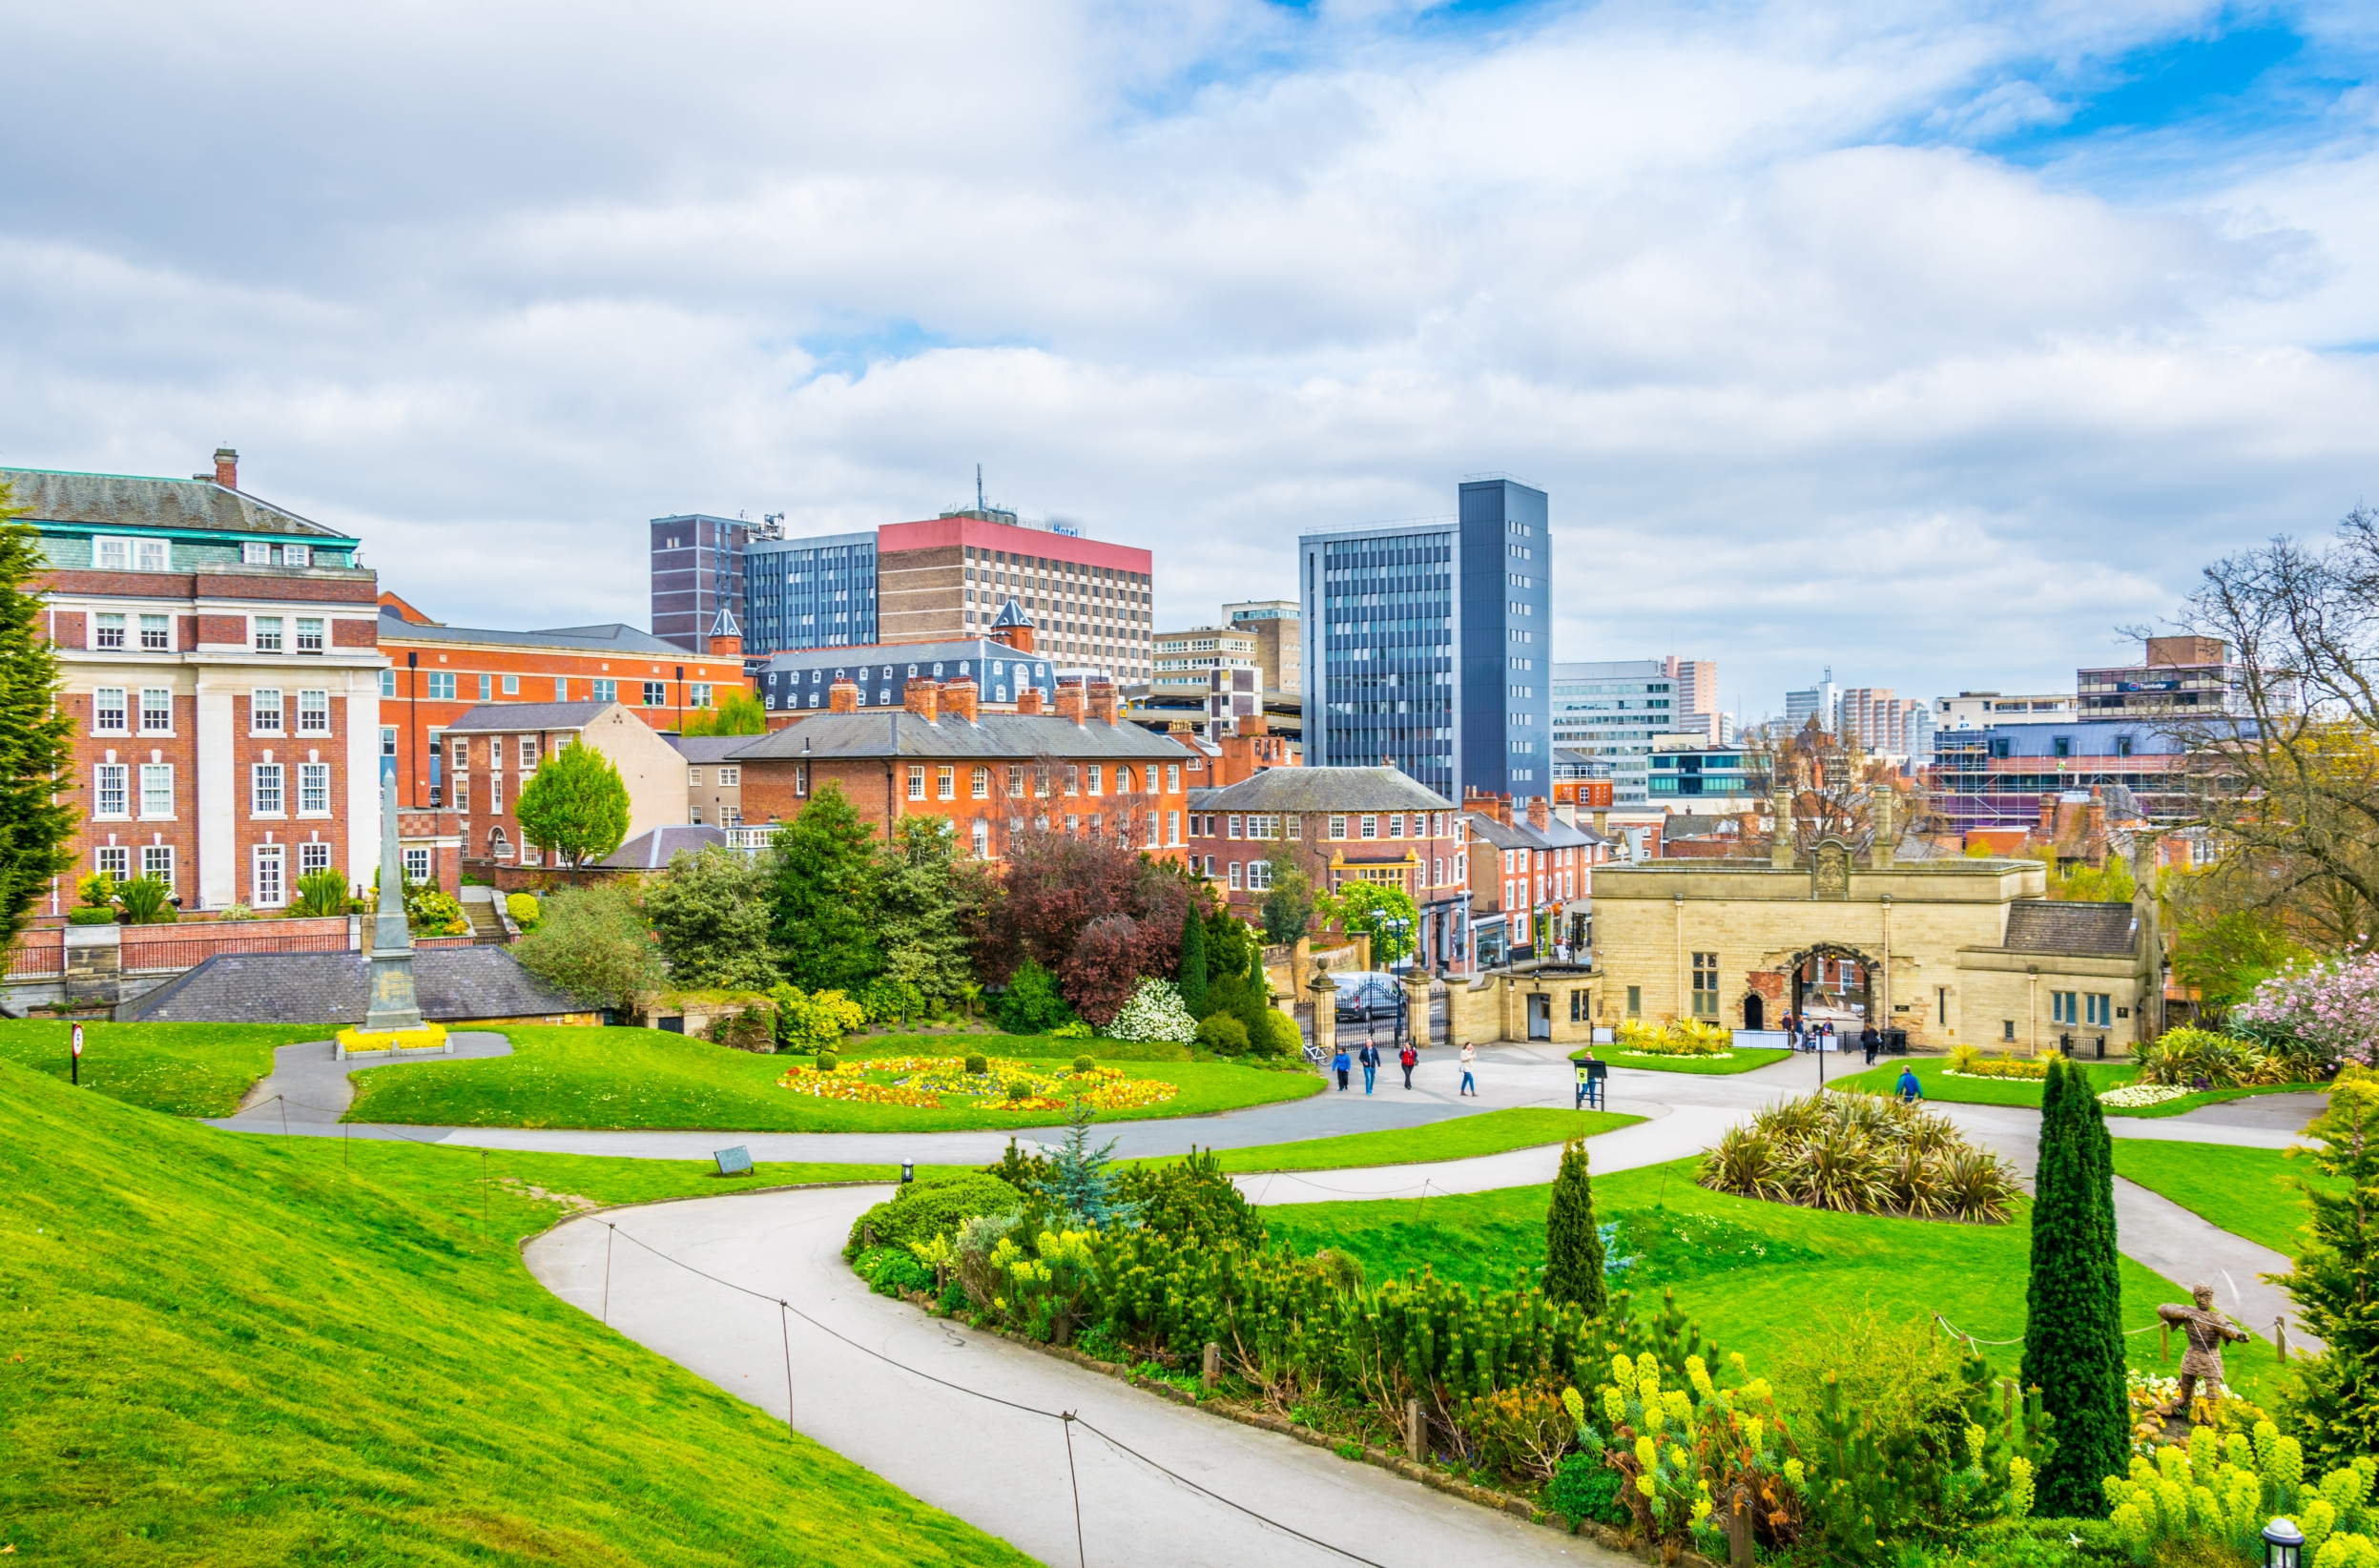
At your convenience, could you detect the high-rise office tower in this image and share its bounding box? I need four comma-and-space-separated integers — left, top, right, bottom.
1299, 477, 1550, 800
743, 528, 879, 652
650, 514, 750, 653
1785, 668, 1841, 734
1550, 658, 1677, 804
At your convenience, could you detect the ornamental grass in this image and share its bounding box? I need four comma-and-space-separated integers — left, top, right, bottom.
1698, 1093, 2020, 1222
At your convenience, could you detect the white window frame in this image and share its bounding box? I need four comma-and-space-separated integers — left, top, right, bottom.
139, 763, 174, 819
380, 669, 397, 698
252, 763, 285, 816
643, 680, 667, 707
250, 689, 283, 734
242, 541, 272, 565
139, 689, 173, 734
489, 771, 503, 813
298, 690, 329, 733
503, 673, 520, 695
427, 672, 457, 701
1329, 815, 1347, 839
717, 765, 737, 786
139, 614, 170, 651
1229, 861, 1243, 890
93, 688, 127, 734
94, 845, 131, 880
142, 845, 175, 891
403, 847, 432, 884
300, 840, 333, 876
299, 762, 330, 816
908, 764, 926, 800
591, 678, 616, 703
689, 767, 704, 786
137, 539, 167, 570
971, 766, 989, 799
295, 617, 324, 653
938, 765, 954, 800
93, 612, 125, 650
252, 843, 287, 909
93, 764, 128, 817
284, 543, 311, 568
253, 616, 283, 653
971, 817, 990, 859
691, 683, 712, 709
94, 537, 131, 570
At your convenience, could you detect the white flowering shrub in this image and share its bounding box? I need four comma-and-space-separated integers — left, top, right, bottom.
1105, 979, 1199, 1044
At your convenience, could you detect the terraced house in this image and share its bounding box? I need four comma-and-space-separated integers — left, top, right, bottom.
15, 451, 385, 913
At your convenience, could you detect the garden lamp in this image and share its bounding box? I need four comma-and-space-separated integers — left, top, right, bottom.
2264, 1518, 2304, 1568
900, 1162, 914, 1186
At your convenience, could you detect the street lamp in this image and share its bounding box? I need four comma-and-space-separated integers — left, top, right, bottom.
2263, 1519, 2304, 1568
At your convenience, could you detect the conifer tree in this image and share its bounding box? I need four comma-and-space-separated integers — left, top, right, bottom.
2021, 1057, 2128, 1514
768, 781, 880, 991
0, 495, 77, 944
1544, 1136, 1606, 1314
1178, 902, 1209, 1015
2274, 1068, 2379, 1467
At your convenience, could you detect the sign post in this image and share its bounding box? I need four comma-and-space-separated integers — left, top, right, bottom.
71, 1022, 83, 1086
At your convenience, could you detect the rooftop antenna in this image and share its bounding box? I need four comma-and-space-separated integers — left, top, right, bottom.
977, 464, 985, 513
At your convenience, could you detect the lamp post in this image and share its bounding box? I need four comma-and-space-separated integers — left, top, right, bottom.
900, 1162, 915, 1187
70, 1021, 82, 1086
2263, 1519, 2304, 1568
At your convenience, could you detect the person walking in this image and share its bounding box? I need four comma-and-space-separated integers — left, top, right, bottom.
1397, 1042, 1417, 1090
1358, 1041, 1380, 1095
1333, 1045, 1352, 1092
1896, 1063, 1923, 1104
1458, 1041, 1478, 1097
1861, 1024, 1880, 1065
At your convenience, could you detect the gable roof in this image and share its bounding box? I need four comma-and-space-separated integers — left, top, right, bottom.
439, 701, 623, 734
2002, 900, 2138, 957
2, 466, 350, 540
602, 825, 730, 869
1189, 766, 1451, 815
379, 609, 685, 657
670, 735, 757, 762
727, 711, 1188, 763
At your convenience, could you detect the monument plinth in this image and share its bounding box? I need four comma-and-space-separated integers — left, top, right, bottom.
359, 773, 425, 1036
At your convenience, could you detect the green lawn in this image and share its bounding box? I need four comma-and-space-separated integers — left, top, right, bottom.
1128, 1107, 1642, 1174
1596, 1046, 1793, 1076
1261, 1159, 2290, 1403
346, 1023, 1321, 1131
0, 1061, 1026, 1566
2111, 1140, 2343, 1256
0, 1020, 325, 1117
1832, 1054, 2328, 1120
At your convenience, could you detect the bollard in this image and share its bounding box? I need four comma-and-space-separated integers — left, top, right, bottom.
1728, 1486, 1753, 1568
862, 1222, 875, 1249
1406, 1397, 1424, 1463
2276, 1318, 2288, 1363
2161, 1321, 2170, 1364
1201, 1342, 1221, 1391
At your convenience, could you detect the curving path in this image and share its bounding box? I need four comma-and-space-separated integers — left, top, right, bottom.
526, 1186, 1615, 1568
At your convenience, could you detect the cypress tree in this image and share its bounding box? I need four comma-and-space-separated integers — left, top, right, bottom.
0, 496, 78, 945
1544, 1136, 1606, 1314
1178, 904, 1209, 1015
2021, 1058, 2129, 1514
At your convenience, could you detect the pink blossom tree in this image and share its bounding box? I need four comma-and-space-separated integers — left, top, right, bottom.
2230, 953, 2379, 1068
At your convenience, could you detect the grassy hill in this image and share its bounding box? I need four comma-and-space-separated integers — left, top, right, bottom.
0, 1061, 1030, 1566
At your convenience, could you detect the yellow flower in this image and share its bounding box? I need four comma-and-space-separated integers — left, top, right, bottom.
1783, 1458, 1806, 1489
1691, 1497, 1713, 1525
1669, 1445, 1690, 1471
1638, 1475, 1657, 1498
1635, 1435, 1657, 1470
1610, 1353, 1636, 1393
1603, 1387, 1627, 1427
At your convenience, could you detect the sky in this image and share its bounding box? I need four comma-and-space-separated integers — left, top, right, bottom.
3, 0, 2375, 719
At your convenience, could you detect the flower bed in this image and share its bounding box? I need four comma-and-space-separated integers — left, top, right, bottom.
334, 1022, 449, 1054
1945, 1047, 2048, 1081
779, 1054, 1178, 1112
2097, 1083, 2192, 1108
1612, 1020, 1733, 1057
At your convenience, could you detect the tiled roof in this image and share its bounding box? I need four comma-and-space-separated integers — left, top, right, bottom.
727, 712, 1189, 763
2002, 900, 2138, 957
439, 701, 622, 734
602, 825, 730, 869
1190, 767, 1452, 814
3, 466, 350, 539
1466, 814, 1552, 851
669, 735, 756, 762
379, 610, 685, 656
122, 948, 587, 1024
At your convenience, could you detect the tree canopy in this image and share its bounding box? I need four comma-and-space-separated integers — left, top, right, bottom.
768, 782, 881, 992
515, 740, 631, 870
0, 486, 78, 945
643, 845, 780, 991
511, 883, 664, 1014
680, 688, 768, 736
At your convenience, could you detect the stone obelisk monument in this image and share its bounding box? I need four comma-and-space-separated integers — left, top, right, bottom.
360, 772, 424, 1034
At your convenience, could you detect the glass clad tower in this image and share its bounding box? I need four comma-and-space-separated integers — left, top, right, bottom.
742, 530, 878, 652
1300, 477, 1551, 801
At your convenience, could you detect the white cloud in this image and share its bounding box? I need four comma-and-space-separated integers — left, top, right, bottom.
0, 0, 2372, 713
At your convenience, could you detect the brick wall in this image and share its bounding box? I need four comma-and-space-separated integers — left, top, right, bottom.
739, 750, 1190, 865
878, 544, 964, 644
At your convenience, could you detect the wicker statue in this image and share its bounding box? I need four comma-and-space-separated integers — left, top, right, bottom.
2159, 1283, 2249, 1414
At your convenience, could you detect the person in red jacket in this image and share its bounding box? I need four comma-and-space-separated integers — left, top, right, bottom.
1397, 1042, 1418, 1089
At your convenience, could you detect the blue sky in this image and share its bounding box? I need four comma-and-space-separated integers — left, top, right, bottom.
0, 0, 2373, 717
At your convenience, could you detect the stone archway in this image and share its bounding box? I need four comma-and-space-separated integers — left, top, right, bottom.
1782, 941, 1877, 1036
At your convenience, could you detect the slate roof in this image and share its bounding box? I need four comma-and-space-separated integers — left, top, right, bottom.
122, 948, 589, 1024
378, 609, 684, 656
3, 466, 351, 539
439, 701, 623, 734
2002, 900, 2139, 957
670, 736, 754, 762
1187, 766, 1452, 815
1466, 814, 1553, 852
602, 825, 730, 869
727, 711, 1188, 763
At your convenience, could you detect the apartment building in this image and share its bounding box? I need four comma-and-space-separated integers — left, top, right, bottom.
1784, 670, 1841, 734
1301, 477, 1550, 802
1461, 792, 1602, 967
1839, 687, 1933, 757
757, 624, 1060, 716
1153, 625, 1261, 694
375, 597, 740, 811
1550, 658, 1680, 804
729, 676, 1193, 865
1185, 767, 1467, 967
1935, 692, 2077, 730
438, 701, 690, 867
672, 736, 749, 828
743, 526, 876, 654
16, 451, 385, 912
649, 513, 752, 654
1223, 599, 1301, 695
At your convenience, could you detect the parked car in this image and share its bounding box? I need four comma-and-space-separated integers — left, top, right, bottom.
1332, 971, 1404, 1023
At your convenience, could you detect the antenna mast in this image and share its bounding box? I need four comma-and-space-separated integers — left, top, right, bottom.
977, 464, 985, 513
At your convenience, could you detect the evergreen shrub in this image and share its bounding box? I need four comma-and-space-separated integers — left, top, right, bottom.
1195, 1015, 1249, 1055
843, 1171, 1022, 1260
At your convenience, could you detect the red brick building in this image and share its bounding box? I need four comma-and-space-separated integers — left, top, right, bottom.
1462, 793, 1609, 966
374, 595, 746, 812
729, 675, 1192, 863
16, 453, 387, 914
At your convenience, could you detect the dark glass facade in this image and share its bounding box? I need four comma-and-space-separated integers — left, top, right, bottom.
742, 531, 878, 655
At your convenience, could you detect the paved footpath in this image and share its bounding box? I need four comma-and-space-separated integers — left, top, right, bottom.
527, 1186, 1616, 1568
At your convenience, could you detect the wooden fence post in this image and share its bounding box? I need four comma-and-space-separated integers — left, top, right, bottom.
1728, 1486, 1752, 1568
1405, 1398, 1424, 1463
2275, 1318, 2288, 1363
1201, 1342, 1220, 1391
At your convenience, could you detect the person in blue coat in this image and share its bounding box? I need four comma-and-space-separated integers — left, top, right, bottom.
1896, 1063, 1923, 1104
1358, 1041, 1380, 1095
1332, 1046, 1352, 1091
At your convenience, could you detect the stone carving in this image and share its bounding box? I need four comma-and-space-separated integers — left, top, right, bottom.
2158, 1283, 2248, 1416
1811, 839, 1851, 900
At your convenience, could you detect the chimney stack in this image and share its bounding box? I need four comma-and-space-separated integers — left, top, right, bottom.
1054, 678, 1086, 724
1016, 685, 1045, 715
2038, 793, 2058, 833
1086, 679, 1118, 725
903, 678, 941, 723
1527, 795, 1550, 831
212, 447, 238, 489
943, 679, 980, 724
829, 679, 860, 714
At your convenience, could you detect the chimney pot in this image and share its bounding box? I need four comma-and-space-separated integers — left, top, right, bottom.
213, 447, 238, 489
829, 679, 860, 715
1086, 679, 1118, 725
1527, 795, 1550, 831
1054, 678, 1086, 724
1016, 686, 1045, 715
943, 679, 980, 724
904, 678, 941, 722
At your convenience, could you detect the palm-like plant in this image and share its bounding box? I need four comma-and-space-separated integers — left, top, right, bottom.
289, 867, 350, 918
114, 875, 176, 925
1702, 1092, 2020, 1221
